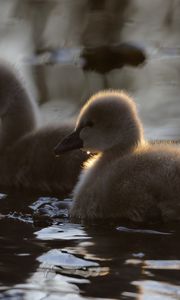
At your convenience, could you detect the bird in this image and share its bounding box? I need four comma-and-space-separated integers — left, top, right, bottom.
54, 90, 180, 223
0, 62, 87, 196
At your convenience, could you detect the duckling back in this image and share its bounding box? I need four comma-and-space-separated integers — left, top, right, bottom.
71, 143, 180, 222
0, 124, 87, 196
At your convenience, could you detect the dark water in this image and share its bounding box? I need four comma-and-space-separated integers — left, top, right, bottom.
0, 193, 179, 300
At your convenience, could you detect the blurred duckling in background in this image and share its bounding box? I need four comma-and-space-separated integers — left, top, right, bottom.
0, 62, 87, 196
55, 90, 180, 223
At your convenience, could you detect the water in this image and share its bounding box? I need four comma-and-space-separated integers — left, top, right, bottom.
0, 194, 179, 300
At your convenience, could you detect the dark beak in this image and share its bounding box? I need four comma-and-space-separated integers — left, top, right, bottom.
54, 130, 83, 156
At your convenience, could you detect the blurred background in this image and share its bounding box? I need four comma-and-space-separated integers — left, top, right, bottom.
1, 0, 180, 140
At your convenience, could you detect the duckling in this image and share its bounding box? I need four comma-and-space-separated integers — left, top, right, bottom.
0, 62, 87, 196
54, 90, 180, 222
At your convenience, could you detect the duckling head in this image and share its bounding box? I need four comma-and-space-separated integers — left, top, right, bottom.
54, 90, 144, 155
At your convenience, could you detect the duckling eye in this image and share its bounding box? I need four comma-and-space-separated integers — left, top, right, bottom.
86, 120, 94, 128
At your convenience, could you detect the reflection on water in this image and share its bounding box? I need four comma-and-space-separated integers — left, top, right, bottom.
35, 223, 90, 241
133, 280, 180, 300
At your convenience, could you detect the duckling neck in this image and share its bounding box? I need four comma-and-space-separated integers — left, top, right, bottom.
0, 76, 38, 151
103, 121, 145, 160
102, 138, 144, 161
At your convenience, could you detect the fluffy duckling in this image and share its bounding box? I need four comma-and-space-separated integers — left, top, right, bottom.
0, 62, 87, 196
54, 90, 180, 222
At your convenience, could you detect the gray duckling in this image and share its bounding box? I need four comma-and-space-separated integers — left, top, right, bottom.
54, 90, 180, 222
0, 62, 87, 196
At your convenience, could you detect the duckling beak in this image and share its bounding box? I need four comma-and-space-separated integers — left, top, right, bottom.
54, 131, 83, 156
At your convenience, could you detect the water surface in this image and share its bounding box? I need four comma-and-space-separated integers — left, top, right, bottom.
0, 193, 179, 300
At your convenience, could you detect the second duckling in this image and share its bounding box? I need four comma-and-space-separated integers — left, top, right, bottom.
55, 90, 180, 223
0, 62, 87, 196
